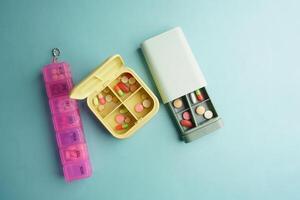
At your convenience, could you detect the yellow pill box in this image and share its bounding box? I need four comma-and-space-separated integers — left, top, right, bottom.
70, 55, 159, 139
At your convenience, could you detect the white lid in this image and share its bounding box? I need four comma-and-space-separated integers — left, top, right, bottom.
141, 27, 207, 103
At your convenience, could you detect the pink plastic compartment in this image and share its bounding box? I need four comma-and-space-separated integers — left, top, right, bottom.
42, 60, 92, 182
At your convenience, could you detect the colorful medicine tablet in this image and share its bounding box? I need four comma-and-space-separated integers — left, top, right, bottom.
93, 97, 99, 106
125, 117, 131, 123
105, 95, 112, 102
173, 99, 183, 108
204, 110, 213, 119
129, 77, 136, 85
142, 99, 151, 108
115, 114, 125, 123
115, 123, 129, 131
180, 120, 193, 128
182, 111, 191, 120
195, 89, 204, 101
190, 92, 197, 104
130, 84, 138, 92
121, 76, 129, 83
114, 85, 124, 96
98, 94, 106, 105
119, 108, 128, 114
196, 106, 205, 115
98, 105, 105, 111
117, 82, 130, 93
135, 103, 144, 113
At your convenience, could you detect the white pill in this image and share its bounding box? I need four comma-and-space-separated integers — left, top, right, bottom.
142, 99, 151, 108
204, 110, 213, 119
105, 95, 112, 102
121, 76, 128, 83
190, 92, 197, 104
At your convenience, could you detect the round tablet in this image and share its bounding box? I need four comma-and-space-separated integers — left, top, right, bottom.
135, 103, 144, 113
204, 110, 213, 119
196, 106, 205, 115
142, 99, 151, 108
105, 95, 112, 102
125, 117, 131, 123
121, 76, 129, 83
129, 77, 136, 85
173, 99, 183, 109
119, 108, 128, 114
141, 94, 147, 100
130, 84, 138, 92
115, 114, 125, 123
182, 111, 191, 120
97, 105, 105, 111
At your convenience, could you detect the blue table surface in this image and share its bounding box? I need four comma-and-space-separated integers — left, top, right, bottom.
1, 0, 300, 199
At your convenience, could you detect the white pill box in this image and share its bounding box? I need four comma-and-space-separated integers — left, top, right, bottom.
141, 27, 223, 142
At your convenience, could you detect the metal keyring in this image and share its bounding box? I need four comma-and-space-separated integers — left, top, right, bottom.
52, 48, 60, 58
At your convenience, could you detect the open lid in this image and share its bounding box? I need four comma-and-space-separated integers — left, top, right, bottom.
141, 27, 207, 103
70, 55, 124, 100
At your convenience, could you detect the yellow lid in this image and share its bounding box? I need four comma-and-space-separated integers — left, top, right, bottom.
70, 55, 124, 100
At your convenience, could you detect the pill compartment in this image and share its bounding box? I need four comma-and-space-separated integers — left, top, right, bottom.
88, 87, 121, 118
59, 144, 88, 164
170, 95, 189, 113
52, 110, 82, 132
124, 88, 154, 119
45, 79, 73, 98
175, 109, 196, 131
63, 160, 92, 182
70, 55, 159, 139
192, 99, 218, 126
109, 72, 141, 101
105, 105, 137, 136
187, 88, 209, 106
42, 62, 71, 82
49, 97, 78, 114
56, 128, 85, 148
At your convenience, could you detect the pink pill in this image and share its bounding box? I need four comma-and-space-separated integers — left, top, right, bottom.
182, 111, 191, 120
135, 103, 144, 113
115, 114, 125, 123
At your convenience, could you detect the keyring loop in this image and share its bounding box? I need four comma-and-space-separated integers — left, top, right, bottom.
52, 48, 60, 58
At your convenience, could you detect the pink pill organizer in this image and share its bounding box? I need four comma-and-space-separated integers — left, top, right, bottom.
42, 49, 92, 182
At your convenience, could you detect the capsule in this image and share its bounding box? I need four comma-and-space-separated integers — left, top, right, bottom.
115, 123, 129, 130
190, 92, 197, 104
114, 85, 124, 96
195, 89, 204, 101
97, 94, 106, 105
117, 82, 130, 93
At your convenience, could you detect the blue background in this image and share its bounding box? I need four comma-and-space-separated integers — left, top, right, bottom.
1, 0, 300, 199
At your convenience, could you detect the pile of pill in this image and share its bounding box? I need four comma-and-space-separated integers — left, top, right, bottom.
114, 73, 139, 97
180, 111, 193, 128
190, 89, 204, 104
92, 90, 118, 112
114, 108, 131, 131
195, 105, 213, 120
134, 93, 152, 113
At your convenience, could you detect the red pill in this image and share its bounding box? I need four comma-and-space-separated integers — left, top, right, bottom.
180, 120, 193, 128
115, 123, 129, 130
117, 82, 130, 93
